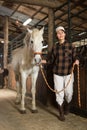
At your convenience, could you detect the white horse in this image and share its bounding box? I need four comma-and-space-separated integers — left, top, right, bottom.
11, 27, 44, 113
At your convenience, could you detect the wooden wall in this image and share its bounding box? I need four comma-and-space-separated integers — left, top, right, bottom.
0, 43, 4, 88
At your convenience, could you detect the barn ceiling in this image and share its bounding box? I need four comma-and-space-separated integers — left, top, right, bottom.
0, 0, 87, 43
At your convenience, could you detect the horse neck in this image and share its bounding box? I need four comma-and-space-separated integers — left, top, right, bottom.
23, 45, 34, 65
25, 44, 34, 55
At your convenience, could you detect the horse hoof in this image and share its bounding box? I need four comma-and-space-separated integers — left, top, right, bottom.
32, 109, 38, 113
58, 115, 65, 121
15, 102, 20, 105
20, 110, 26, 114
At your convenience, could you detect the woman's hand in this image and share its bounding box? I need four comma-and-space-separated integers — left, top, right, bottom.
41, 60, 47, 64
74, 60, 79, 65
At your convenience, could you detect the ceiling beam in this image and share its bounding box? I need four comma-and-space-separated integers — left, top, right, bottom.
3, 0, 59, 8
10, 4, 21, 16
32, 2, 68, 28
72, 32, 87, 42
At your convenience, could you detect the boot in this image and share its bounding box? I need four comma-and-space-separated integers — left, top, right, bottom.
58, 104, 65, 121
64, 101, 71, 115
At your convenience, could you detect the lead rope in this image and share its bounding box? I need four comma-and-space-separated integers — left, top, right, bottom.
77, 64, 81, 107
40, 63, 81, 107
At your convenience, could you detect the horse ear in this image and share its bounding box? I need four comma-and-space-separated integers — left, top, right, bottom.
40, 27, 44, 35
27, 28, 32, 33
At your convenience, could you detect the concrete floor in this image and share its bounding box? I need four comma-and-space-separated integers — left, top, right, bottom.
0, 88, 87, 130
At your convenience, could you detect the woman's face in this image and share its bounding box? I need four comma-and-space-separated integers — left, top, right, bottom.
56, 30, 66, 41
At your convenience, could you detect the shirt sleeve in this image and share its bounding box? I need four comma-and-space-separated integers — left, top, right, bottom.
72, 44, 79, 62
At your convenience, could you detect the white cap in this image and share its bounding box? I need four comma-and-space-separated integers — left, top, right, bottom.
56, 26, 65, 32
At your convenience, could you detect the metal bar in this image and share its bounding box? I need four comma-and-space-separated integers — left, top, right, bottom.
68, 0, 71, 43
9, 31, 26, 44
31, 7, 44, 18
10, 4, 21, 17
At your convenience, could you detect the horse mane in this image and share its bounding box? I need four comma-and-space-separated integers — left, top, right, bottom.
23, 32, 31, 47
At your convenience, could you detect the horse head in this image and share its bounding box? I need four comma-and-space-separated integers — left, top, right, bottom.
27, 27, 44, 65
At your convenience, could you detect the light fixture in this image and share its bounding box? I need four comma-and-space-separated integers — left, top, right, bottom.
16, 20, 19, 25
1, 40, 4, 43
23, 18, 32, 26
78, 32, 86, 36
16, 16, 19, 25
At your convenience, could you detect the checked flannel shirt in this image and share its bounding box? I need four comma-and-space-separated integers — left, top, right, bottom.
47, 40, 78, 76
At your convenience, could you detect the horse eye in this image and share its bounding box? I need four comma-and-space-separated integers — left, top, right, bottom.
31, 40, 33, 44
42, 41, 44, 44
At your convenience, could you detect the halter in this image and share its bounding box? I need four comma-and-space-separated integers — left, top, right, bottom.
34, 52, 42, 55
34, 52, 47, 55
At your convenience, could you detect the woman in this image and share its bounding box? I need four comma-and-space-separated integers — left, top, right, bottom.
42, 26, 79, 121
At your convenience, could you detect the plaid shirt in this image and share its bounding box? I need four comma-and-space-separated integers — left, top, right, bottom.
47, 40, 78, 76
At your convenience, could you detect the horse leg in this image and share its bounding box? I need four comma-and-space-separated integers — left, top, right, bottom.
31, 71, 38, 113
15, 74, 21, 104
20, 72, 27, 113
15, 81, 21, 104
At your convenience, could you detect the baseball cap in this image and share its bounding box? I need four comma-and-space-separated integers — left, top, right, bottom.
56, 26, 65, 32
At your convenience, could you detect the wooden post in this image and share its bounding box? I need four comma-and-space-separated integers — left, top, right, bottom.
4, 16, 9, 68
48, 8, 54, 52
3, 0, 59, 8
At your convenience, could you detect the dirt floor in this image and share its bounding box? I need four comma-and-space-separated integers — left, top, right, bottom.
0, 88, 87, 130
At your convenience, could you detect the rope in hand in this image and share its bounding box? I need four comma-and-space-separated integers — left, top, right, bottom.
40, 63, 81, 107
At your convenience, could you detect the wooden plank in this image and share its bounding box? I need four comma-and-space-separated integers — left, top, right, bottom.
85, 68, 87, 109
48, 8, 54, 52
3, 0, 59, 8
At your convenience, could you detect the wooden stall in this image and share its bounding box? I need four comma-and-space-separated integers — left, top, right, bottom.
71, 66, 87, 117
